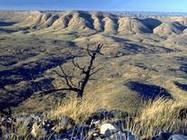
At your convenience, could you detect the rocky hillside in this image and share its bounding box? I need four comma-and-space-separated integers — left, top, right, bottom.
0, 11, 187, 111
0, 10, 187, 139
1, 11, 187, 35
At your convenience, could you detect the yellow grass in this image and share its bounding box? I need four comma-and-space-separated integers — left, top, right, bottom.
48, 96, 187, 138
5, 97, 187, 139
48, 95, 107, 122
128, 98, 187, 138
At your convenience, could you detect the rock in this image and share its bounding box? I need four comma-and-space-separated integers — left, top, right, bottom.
1, 115, 16, 134
57, 116, 75, 130
152, 131, 172, 140
112, 119, 127, 132
109, 130, 138, 140
30, 113, 42, 122
86, 128, 100, 140
103, 16, 117, 33
30, 122, 42, 138
42, 119, 56, 135
100, 123, 117, 136
110, 109, 129, 119
28, 114, 45, 138
168, 134, 187, 140
85, 109, 128, 129
84, 109, 112, 125
153, 22, 185, 35
0, 127, 2, 138
178, 108, 187, 120
118, 17, 151, 34
59, 124, 90, 140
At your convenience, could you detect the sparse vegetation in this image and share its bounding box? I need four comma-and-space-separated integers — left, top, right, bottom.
1, 11, 187, 139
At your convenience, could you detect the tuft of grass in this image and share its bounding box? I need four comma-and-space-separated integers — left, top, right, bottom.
47, 95, 107, 123
128, 98, 187, 139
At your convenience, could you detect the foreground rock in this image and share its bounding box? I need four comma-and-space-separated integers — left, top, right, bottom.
0, 110, 187, 139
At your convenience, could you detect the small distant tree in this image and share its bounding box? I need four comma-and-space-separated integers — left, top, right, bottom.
51, 44, 103, 98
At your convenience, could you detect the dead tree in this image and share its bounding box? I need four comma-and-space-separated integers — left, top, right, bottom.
52, 44, 103, 98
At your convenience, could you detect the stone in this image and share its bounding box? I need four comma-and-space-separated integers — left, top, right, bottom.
59, 124, 90, 139
1, 116, 16, 134
87, 129, 100, 140
58, 116, 75, 130
30, 122, 42, 138
84, 109, 115, 125
178, 108, 187, 120
109, 130, 138, 140
42, 119, 56, 135
85, 109, 129, 127
152, 131, 172, 140
110, 110, 129, 119
0, 127, 2, 138
168, 134, 187, 140
99, 123, 117, 136
112, 119, 127, 132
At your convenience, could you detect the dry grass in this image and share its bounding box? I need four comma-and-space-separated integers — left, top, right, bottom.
47, 95, 187, 138
2, 97, 187, 139
47, 95, 107, 123
128, 98, 187, 138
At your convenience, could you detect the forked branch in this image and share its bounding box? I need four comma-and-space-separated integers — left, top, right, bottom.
50, 44, 103, 98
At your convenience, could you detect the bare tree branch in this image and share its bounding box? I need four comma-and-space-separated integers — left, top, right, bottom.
46, 44, 104, 98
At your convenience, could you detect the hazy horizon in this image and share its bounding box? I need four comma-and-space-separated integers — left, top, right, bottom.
0, 0, 187, 13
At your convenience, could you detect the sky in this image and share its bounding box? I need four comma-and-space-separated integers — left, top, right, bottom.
0, 0, 186, 13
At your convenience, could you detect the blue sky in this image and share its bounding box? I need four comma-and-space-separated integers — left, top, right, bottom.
0, 0, 186, 12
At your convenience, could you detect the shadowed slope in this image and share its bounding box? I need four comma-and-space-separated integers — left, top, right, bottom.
126, 81, 172, 99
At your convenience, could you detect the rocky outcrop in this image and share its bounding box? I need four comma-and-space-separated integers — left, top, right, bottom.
118, 17, 152, 34
153, 22, 186, 35
91, 13, 104, 31
103, 16, 118, 33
